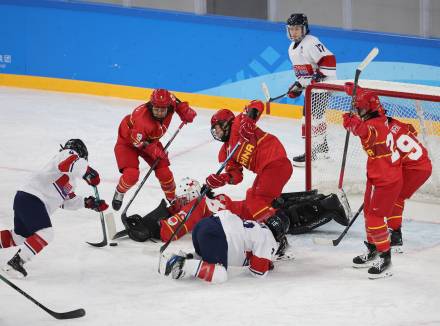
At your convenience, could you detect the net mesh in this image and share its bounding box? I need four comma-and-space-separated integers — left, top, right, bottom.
307, 80, 440, 202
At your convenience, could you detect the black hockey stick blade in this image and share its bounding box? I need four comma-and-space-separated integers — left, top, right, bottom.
49, 308, 86, 320
112, 229, 128, 240
0, 274, 86, 320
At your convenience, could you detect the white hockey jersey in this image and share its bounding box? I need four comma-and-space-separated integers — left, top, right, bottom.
288, 34, 336, 86
217, 210, 278, 275
19, 149, 89, 215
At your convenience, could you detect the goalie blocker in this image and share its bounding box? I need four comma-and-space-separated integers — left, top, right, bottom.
122, 189, 349, 242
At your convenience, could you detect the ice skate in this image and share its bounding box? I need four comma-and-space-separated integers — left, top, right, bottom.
353, 241, 377, 268
3, 250, 27, 278
390, 228, 403, 253
368, 250, 392, 279
112, 189, 124, 211
164, 252, 187, 280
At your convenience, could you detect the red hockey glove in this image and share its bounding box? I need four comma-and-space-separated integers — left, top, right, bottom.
342, 113, 368, 138
84, 196, 109, 212
239, 115, 256, 143
145, 142, 168, 161
176, 102, 197, 123
287, 81, 303, 99
205, 173, 230, 189
131, 129, 148, 149
83, 166, 100, 186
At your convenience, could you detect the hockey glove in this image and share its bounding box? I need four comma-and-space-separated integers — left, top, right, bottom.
342, 113, 368, 138
205, 173, 230, 189
239, 115, 256, 143
84, 196, 109, 212
145, 142, 168, 161
131, 129, 149, 149
311, 71, 326, 83
175, 102, 197, 123
287, 81, 303, 99
83, 166, 100, 186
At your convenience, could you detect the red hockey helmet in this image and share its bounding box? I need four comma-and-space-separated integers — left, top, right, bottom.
210, 109, 235, 142
149, 89, 173, 120
354, 89, 384, 117
244, 100, 264, 121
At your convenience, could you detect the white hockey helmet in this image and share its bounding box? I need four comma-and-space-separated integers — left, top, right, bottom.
175, 177, 201, 206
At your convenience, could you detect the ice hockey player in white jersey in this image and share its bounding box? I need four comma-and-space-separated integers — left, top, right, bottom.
0, 139, 108, 278
286, 13, 337, 167
160, 210, 290, 283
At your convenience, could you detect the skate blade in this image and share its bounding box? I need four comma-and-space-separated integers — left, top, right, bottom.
391, 246, 404, 254
352, 263, 373, 269
275, 252, 295, 262
292, 161, 305, 167
368, 270, 393, 280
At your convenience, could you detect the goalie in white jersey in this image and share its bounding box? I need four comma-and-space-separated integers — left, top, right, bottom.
286, 13, 337, 166
160, 210, 290, 283
0, 139, 108, 278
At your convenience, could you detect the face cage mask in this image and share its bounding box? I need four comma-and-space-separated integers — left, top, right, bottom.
286, 25, 306, 42
210, 121, 230, 142
152, 106, 168, 120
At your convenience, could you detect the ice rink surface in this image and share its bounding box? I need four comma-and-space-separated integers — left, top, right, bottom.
0, 87, 439, 326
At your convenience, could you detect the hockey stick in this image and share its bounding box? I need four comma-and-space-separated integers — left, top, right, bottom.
312, 203, 364, 246
158, 142, 241, 271
338, 47, 379, 190
120, 121, 186, 222
261, 82, 288, 103
0, 274, 85, 319
86, 186, 108, 247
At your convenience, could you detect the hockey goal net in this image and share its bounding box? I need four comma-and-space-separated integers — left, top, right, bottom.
305, 80, 440, 202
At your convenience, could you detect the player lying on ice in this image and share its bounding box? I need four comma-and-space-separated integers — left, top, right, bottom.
0, 139, 108, 278
119, 177, 349, 245
158, 209, 291, 283
342, 83, 432, 279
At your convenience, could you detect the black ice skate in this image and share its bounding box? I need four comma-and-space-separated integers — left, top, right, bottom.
352, 241, 377, 268
368, 250, 392, 279
112, 189, 124, 211
292, 153, 305, 167
3, 250, 27, 278
292, 139, 330, 167
390, 228, 403, 253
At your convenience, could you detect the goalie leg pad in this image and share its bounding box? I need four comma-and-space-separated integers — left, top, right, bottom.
283, 202, 332, 235
320, 194, 349, 226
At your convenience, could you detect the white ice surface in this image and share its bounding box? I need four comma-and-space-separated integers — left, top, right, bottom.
0, 87, 439, 326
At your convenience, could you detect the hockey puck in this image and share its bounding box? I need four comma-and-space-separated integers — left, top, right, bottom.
109, 242, 118, 247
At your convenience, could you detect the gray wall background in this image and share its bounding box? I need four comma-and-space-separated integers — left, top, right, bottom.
77, 0, 439, 38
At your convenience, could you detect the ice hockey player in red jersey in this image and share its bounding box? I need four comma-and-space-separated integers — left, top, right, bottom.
286, 13, 337, 167
0, 139, 108, 278
160, 209, 290, 283
112, 89, 196, 211
207, 101, 293, 222
386, 116, 432, 251
342, 84, 402, 278
121, 177, 231, 243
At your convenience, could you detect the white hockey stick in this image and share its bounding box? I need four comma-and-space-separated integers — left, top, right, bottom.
104, 213, 117, 241
261, 82, 288, 102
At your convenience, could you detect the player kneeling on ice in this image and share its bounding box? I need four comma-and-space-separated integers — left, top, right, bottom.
342, 84, 403, 279
159, 210, 290, 283
207, 101, 293, 222
0, 139, 108, 278
121, 178, 349, 244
